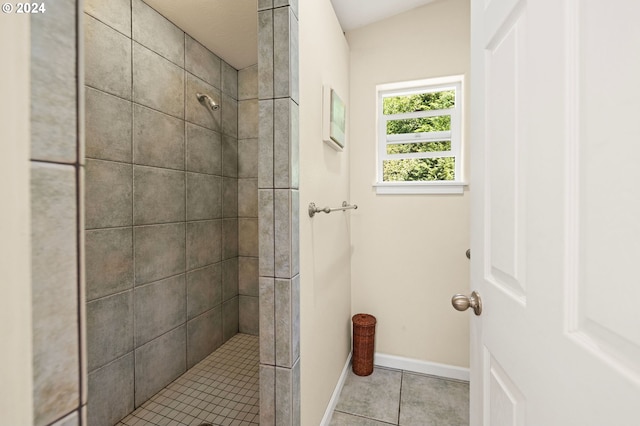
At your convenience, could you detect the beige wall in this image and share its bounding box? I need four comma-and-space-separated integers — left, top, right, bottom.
298, 0, 352, 424
0, 15, 33, 425
348, 0, 471, 368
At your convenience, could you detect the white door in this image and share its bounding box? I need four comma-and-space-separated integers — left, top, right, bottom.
467, 0, 640, 424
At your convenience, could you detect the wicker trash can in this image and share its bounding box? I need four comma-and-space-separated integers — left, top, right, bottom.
352, 313, 376, 376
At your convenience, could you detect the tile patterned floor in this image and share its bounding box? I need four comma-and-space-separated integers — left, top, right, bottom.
330, 366, 470, 426
117, 334, 259, 426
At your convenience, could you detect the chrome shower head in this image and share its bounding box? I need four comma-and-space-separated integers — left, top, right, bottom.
196, 93, 219, 111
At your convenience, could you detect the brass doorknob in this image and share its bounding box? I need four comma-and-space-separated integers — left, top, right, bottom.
451, 291, 482, 316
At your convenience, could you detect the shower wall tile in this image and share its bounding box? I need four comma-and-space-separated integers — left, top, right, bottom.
222, 135, 239, 178
276, 365, 296, 425
85, 0, 131, 36
239, 257, 259, 296
258, 10, 274, 99
238, 64, 258, 100
134, 275, 186, 346
86, 87, 132, 163
239, 99, 259, 139
86, 291, 134, 371
187, 263, 222, 320
87, 353, 134, 426
186, 73, 221, 131
259, 277, 275, 365
260, 365, 276, 425
274, 276, 299, 368
185, 35, 222, 89
31, 0, 77, 164
133, 166, 185, 225
240, 295, 259, 335
223, 218, 239, 260
223, 178, 239, 218
85, 14, 132, 100
85, 159, 132, 229
222, 257, 239, 301
85, 227, 133, 301
290, 8, 300, 104
134, 325, 187, 407
222, 94, 239, 138
31, 162, 80, 426
273, 7, 291, 100
239, 218, 259, 257
273, 99, 299, 189
258, 190, 274, 276
274, 189, 294, 278
187, 307, 223, 368
223, 297, 240, 341
258, 0, 273, 11
134, 223, 185, 285
52, 410, 79, 426
238, 139, 259, 178
186, 123, 222, 175
186, 173, 222, 221
222, 61, 238, 100
133, 104, 185, 170
186, 220, 222, 269
238, 178, 258, 217
258, 100, 274, 188
132, 0, 184, 67
133, 42, 184, 119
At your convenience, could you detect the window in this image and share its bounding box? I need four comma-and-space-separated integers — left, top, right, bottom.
375, 76, 465, 194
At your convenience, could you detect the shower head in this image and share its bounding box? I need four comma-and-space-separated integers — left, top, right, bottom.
196, 93, 219, 111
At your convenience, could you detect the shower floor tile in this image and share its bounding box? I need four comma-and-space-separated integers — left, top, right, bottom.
118, 333, 259, 426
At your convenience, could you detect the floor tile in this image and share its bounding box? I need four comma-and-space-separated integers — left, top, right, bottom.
330, 411, 396, 425
120, 333, 259, 426
334, 367, 402, 424
399, 373, 469, 426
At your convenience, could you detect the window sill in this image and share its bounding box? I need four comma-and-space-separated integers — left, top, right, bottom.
373, 181, 467, 195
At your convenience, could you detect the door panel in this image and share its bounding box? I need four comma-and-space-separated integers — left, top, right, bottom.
470, 0, 640, 424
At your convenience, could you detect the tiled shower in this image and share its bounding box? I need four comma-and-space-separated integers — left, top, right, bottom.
83, 1, 258, 424
29, 0, 299, 424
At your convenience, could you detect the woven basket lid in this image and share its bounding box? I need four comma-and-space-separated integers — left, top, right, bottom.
352, 313, 376, 326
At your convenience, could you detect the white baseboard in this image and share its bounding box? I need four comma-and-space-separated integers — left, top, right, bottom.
374, 352, 470, 382
319, 353, 352, 426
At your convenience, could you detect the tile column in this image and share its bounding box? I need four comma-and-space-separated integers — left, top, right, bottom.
258, 0, 300, 424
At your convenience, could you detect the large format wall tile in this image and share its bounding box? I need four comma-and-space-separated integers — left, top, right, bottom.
134, 223, 186, 285
239, 178, 258, 218
134, 275, 186, 346
86, 291, 134, 371
239, 218, 259, 257
258, 10, 274, 99
132, 0, 184, 66
222, 94, 239, 138
85, 159, 132, 229
187, 173, 222, 221
133, 166, 185, 225
85, 14, 132, 100
133, 104, 185, 170
187, 264, 222, 320
133, 42, 184, 118
185, 35, 222, 88
239, 139, 259, 179
239, 257, 259, 296
187, 307, 223, 368
87, 353, 134, 426
85, 227, 133, 302
223, 297, 239, 341
238, 64, 258, 101
222, 257, 239, 301
134, 326, 187, 406
186, 220, 223, 269
240, 295, 259, 335
31, 0, 78, 163
222, 136, 239, 178
239, 100, 259, 139
31, 162, 79, 426
223, 178, 239, 218
85, 0, 132, 36
86, 87, 132, 163
186, 123, 222, 175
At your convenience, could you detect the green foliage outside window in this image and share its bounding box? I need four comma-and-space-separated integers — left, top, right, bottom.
383, 90, 456, 182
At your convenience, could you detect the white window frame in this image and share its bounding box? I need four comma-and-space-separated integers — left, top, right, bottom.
374, 75, 467, 195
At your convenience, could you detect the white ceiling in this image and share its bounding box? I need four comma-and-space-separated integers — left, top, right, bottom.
331, 0, 439, 32
142, 0, 438, 71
